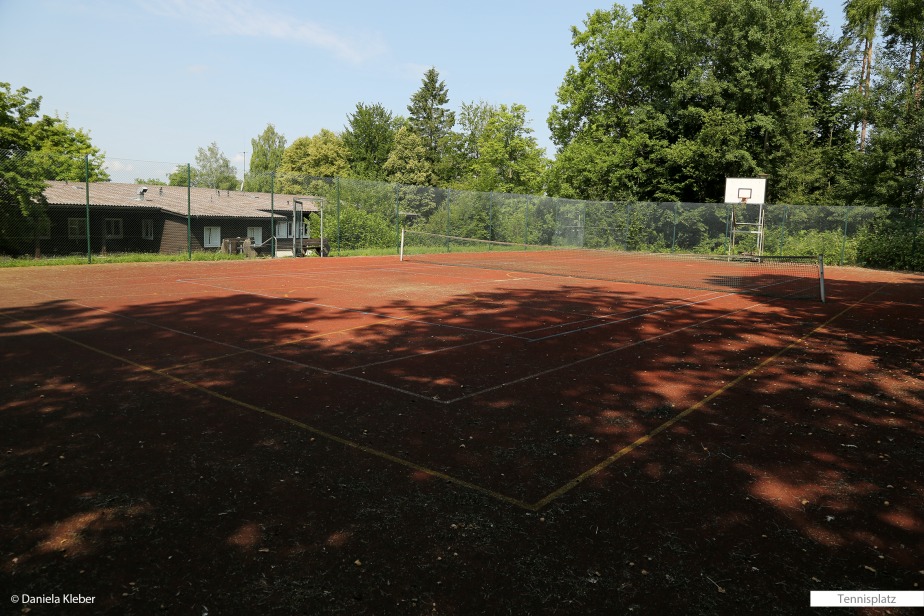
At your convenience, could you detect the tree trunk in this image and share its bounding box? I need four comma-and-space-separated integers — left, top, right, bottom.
860, 39, 874, 150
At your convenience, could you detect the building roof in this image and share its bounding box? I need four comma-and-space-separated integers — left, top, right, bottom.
43, 181, 322, 219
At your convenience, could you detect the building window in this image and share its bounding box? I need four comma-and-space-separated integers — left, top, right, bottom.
247, 226, 263, 245
276, 220, 291, 238
105, 218, 123, 239
142, 219, 154, 240
204, 226, 221, 248
68, 218, 87, 239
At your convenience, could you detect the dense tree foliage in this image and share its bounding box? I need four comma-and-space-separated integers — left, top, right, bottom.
342, 103, 400, 181
383, 125, 434, 187
244, 124, 286, 192
276, 129, 350, 192
194, 142, 238, 190
461, 103, 547, 194
407, 68, 456, 184
167, 142, 237, 189
547, 0, 850, 204
1, 83, 109, 255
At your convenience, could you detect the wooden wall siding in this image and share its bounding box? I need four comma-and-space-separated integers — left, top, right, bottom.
161, 216, 193, 254
20, 207, 274, 256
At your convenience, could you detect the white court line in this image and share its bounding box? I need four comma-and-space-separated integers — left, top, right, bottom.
338, 290, 735, 373
439, 297, 791, 404
6, 292, 452, 404
11, 276, 811, 407
178, 261, 737, 376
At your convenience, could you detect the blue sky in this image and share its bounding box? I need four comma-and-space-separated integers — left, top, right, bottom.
0, 0, 846, 180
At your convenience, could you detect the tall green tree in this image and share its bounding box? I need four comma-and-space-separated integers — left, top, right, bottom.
548, 0, 844, 204
0, 83, 109, 255
244, 123, 286, 192
843, 0, 884, 149
844, 0, 924, 208
342, 103, 399, 180
167, 164, 197, 187
194, 142, 238, 190
448, 100, 495, 171
277, 129, 350, 192
407, 67, 455, 184
383, 125, 435, 187
465, 103, 547, 194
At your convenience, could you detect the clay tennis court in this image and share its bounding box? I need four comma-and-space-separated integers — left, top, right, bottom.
2, 255, 922, 614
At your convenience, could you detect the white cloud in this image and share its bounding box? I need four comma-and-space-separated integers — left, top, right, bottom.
140, 0, 386, 64
400, 63, 434, 82
104, 159, 136, 173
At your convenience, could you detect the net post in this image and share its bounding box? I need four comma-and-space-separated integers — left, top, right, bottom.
818, 255, 826, 303
399, 227, 405, 261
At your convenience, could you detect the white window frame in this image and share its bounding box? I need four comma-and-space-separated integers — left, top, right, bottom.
142, 219, 154, 240
105, 218, 123, 239
247, 226, 263, 245
276, 220, 291, 238
68, 218, 86, 239
204, 226, 221, 248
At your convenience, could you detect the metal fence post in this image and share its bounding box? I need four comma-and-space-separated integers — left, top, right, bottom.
488, 192, 494, 241
911, 207, 921, 268
725, 204, 732, 255
624, 202, 630, 251
671, 202, 677, 252
524, 197, 530, 248
779, 205, 789, 256
186, 163, 192, 260
84, 155, 91, 263
395, 183, 400, 254
335, 177, 341, 255
445, 189, 451, 252
270, 172, 276, 258
840, 206, 849, 266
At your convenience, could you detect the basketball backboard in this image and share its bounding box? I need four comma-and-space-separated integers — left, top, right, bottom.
724, 177, 767, 205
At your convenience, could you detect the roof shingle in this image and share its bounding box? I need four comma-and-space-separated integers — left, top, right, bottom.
43, 181, 322, 219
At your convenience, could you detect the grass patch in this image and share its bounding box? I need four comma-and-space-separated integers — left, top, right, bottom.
0, 249, 405, 267
0, 252, 247, 267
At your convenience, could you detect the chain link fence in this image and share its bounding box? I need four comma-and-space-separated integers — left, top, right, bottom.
1, 150, 921, 270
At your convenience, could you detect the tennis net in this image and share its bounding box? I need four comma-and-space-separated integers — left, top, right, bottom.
400, 229, 825, 301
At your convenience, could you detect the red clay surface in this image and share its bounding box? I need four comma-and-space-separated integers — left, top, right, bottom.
1, 256, 922, 614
